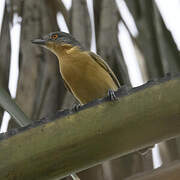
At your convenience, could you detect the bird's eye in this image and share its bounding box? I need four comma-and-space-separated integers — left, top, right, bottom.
51, 34, 58, 40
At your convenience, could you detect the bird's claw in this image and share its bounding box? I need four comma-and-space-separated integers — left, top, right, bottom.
108, 89, 118, 101
138, 145, 154, 156
72, 104, 81, 112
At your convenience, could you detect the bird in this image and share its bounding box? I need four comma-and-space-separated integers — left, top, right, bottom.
32, 31, 120, 106
31, 32, 151, 177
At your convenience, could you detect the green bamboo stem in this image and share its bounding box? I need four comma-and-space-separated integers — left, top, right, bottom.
0, 88, 31, 127
0, 76, 180, 179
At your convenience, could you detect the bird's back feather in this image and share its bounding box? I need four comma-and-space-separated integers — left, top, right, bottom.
88, 52, 121, 88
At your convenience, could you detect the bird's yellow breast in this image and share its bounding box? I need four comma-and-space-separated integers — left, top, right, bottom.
57, 47, 118, 104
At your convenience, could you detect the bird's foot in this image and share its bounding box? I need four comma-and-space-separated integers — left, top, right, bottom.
108, 89, 118, 101
72, 104, 81, 112
138, 145, 154, 156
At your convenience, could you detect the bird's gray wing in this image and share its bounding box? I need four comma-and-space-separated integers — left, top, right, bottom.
62, 79, 74, 95
88, 51, 121, 88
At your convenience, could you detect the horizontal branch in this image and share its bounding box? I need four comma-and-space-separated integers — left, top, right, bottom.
1, 74, 180, 179
126, 160, 180, 180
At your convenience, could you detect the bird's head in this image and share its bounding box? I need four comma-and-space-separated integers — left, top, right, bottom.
31, 31, 84, 55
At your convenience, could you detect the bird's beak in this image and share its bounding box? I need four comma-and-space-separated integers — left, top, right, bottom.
31, 39, 46, 45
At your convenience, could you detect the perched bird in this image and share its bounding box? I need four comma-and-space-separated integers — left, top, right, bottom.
32, 31, 120, 105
